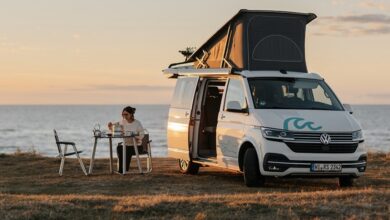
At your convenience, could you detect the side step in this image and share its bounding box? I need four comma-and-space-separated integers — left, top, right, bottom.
193, 157, 218, 166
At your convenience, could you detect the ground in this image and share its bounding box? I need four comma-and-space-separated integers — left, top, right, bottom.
0, 152, 389, 220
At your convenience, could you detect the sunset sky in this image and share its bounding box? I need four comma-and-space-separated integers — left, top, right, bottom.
1, 0, 390, 105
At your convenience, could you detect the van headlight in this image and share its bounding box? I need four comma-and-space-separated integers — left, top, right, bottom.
352, 130, 364, 141
260, 127, 294, 141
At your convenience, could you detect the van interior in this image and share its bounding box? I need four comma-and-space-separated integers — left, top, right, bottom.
197, 79, 226, 158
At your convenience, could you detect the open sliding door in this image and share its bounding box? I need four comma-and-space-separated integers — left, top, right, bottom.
167, 76, 200, 160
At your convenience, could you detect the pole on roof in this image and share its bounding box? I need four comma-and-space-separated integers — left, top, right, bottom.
220, 24, 233, 68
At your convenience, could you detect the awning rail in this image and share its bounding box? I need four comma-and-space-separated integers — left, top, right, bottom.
163, 68, 233, 78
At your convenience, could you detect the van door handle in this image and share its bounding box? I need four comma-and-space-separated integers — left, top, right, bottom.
220, 114, 225, 119
185, 111, 190, 117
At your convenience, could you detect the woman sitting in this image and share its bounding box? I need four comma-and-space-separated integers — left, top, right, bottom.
108, 106, 144, 173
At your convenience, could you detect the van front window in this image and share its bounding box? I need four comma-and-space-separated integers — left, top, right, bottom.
248, 78, 343, 110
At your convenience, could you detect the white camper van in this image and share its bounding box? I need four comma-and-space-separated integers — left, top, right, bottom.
165, 10, 366, 187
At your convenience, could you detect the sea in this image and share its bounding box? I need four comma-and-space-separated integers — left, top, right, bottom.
0, 105, 389, 158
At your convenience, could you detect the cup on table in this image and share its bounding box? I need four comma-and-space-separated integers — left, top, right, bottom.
112, 124, 116, 135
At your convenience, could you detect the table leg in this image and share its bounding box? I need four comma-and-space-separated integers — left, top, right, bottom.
133, 138, 142, 173
109, 137, 113, 174
89, 137, 98, 174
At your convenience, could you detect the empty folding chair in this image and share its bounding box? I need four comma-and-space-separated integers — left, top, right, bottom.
140, 132, 153, 173
53, 129, 88, 176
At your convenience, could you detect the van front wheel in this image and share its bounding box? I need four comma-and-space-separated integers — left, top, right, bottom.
339, 176, 354, 187
243, 148, 265, 187
179, 159, 199, 174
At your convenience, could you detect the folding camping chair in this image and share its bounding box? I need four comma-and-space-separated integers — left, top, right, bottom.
53, 129, 88, 176
117, 131, 153, 174
140, 133, 153, 173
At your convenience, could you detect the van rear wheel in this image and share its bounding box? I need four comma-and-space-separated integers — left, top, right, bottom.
243, 148, 265, 187
179, 159, 199, 174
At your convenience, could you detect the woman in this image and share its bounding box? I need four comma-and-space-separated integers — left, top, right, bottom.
108, 106, 144, 173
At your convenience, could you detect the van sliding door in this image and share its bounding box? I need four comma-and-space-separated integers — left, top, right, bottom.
167, 77, 200, 160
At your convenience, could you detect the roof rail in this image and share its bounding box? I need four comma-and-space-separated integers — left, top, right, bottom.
163, 68, 233, 79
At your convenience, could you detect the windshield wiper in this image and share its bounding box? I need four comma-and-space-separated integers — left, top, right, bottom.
306, 107, 333, 110
262, 106, 292, 109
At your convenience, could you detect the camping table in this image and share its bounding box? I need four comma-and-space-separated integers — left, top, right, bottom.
88, 132, 143, 175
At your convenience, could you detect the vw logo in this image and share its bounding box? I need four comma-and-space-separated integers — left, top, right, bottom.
320, 133, 331, 145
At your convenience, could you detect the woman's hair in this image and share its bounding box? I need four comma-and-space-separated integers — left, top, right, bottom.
122, 106, 136, 115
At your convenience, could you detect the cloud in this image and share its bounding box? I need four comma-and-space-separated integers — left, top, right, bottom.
313, 24, 390, 36
358, 0, 390, 12
322, 14, 390, 24
312, 13, 390, 36
365, 93, 390, 98
362, 25, 390, 34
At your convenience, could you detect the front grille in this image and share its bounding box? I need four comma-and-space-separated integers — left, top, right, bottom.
286, 142, 358, 153
293, 132, 353, 143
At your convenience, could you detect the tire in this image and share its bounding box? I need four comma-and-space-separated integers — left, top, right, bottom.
179, 159, 199, 174
243, 148, 265, 187
339, 176, 354, 187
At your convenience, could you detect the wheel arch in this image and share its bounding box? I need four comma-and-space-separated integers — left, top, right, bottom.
238, 141, 258, 171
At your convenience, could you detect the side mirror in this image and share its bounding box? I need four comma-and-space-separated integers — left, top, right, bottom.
227, 101, 248, 113
343, 104, 353, 114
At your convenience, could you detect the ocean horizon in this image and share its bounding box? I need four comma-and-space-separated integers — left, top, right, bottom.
0, 104, 389, 158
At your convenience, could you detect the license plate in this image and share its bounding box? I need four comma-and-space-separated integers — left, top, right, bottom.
311, 163, 342, 172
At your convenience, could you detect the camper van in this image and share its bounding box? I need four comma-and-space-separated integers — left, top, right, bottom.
164, 10, 367, 187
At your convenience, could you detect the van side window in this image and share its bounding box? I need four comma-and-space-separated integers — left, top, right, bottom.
224, 78, 246, 110
171, 77, 198, 109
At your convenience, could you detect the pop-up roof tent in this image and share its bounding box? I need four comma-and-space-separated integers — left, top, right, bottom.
171, 9, 316, 73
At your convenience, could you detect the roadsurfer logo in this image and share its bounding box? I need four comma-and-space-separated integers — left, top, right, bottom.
283, 117, 322, 131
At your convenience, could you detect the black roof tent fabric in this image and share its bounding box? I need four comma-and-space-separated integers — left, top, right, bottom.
186, 10, 316, 73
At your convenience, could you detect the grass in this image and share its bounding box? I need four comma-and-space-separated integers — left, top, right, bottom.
0, 152, 389, 219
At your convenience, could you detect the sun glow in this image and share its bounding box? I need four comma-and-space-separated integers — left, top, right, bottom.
167, 122, 188, 132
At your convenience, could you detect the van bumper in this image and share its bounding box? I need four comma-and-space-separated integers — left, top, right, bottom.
257, 137, 368, 177
261, 153, 367, 177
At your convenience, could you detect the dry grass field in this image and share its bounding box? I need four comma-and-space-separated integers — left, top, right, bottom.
0, 152, 389, 220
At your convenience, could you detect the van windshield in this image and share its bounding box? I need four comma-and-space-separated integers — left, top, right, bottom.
248, 78, 344, 110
